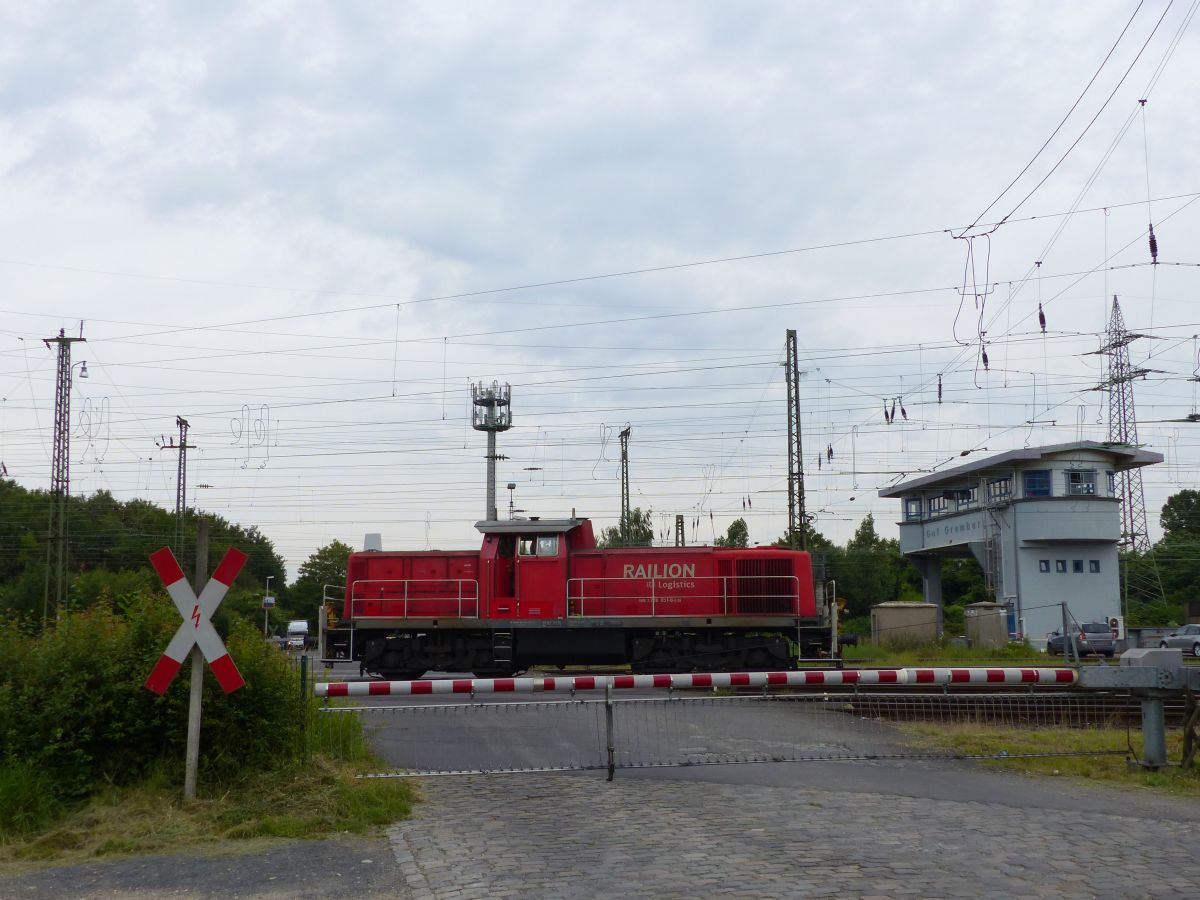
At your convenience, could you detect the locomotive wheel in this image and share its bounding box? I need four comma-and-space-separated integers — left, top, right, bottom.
378, 670, 425, 681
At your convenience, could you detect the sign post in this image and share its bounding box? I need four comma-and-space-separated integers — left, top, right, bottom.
144, 530, 247, 800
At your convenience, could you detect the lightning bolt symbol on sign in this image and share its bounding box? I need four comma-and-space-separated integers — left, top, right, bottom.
191, 605, 201, 628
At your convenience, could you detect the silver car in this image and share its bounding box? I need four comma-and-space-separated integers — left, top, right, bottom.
1158, 624, 1200, 657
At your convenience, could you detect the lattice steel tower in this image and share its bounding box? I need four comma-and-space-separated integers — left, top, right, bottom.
1099, 296, 1151, 552
156, 416, 197, 570
619, 426, 631, 539
42, 327, 86, 622
784, 329, 807, 549
472, 381, 512, 521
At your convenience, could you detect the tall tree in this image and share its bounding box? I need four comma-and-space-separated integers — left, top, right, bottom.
837, 514, 898, 617
1161, 490, 1200, 540
289, 539, 354, 627
597, 508, 654, 548
714, 518, 749, 548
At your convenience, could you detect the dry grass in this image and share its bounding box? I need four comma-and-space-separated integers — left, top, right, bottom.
0, 757, 415, 874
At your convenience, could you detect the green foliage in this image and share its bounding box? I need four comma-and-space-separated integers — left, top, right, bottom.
835, 515, 908, 618
838, 614, 869, 638
714, 518, 749, 548
1123, 544, 1188, 626
842, 639, 1038, 665
0, 599, 308, 803
1161, 489, 1200, 540
309, 706, 372, 762
67, 568, 159, 611
0, 761, 63, 839
939, 558, 988, 606
1120, 489, 1200, 626
597, 507, 654, 548
0, 479, 287, 626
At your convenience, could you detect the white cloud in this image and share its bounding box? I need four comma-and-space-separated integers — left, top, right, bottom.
0, 0, 1196, 577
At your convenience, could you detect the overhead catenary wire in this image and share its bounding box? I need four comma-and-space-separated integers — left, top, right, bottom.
958, 0, 1148, 235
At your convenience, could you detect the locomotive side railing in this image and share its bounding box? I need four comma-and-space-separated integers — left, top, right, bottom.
348, 578, 480, 618
566, 575, 800, 617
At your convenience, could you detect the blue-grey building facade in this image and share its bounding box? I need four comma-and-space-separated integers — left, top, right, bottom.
878, 441, 1162, 645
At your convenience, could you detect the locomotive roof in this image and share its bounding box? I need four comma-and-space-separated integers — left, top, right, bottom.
474, 517, 588, 535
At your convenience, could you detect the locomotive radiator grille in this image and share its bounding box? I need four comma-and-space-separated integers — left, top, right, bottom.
734, 559, 794, 614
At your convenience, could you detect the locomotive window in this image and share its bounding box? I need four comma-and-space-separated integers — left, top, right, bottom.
518, 538, 537, 556
497, 535, 516, 558
537, 535, 559, 556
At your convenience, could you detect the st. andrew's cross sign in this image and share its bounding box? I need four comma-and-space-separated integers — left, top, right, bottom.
144, 546, 247, 695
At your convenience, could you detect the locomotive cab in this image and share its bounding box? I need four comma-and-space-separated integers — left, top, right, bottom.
478, 517, 594, 619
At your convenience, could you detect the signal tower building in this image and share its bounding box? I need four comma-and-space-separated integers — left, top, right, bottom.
879, 441, 1161, 644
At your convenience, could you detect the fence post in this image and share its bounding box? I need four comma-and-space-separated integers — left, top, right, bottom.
299, 654, 310, 756
605, 680, 615, 782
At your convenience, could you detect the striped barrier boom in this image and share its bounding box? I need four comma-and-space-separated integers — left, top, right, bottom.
315, 667, 1077, 698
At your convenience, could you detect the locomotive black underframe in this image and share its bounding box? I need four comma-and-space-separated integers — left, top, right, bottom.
323, 617, 828, 677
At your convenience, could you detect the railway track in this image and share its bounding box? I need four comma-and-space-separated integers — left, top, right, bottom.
750, 691, 1191, 728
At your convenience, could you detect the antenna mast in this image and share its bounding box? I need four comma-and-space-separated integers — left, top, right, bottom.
784, 329, 807, 549
472, 381, 512, 521
42, 327, 86, 623
1099, 296, 1150, 552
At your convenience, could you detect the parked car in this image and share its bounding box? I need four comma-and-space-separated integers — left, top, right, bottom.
1158, 624, 1200, 657
1045, 623, 1117, 657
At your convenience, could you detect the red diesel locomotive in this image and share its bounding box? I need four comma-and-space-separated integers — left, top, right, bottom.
320, 516, 823, 677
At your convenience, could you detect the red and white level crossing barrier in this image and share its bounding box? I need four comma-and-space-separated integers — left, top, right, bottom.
144, 547, 248, 695
315, 667, 1077, 698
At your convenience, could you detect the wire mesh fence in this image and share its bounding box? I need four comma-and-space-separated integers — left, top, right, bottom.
317, 690, 1142, 778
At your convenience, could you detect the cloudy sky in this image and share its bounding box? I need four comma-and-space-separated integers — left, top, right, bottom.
1, 1, 1198, 578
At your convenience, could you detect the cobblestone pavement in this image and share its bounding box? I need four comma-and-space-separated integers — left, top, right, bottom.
3, 766, 1197, 898
388, 771, 1198, 900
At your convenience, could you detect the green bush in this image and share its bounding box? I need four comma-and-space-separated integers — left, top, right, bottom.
0, 596, 310, 801
0, 760, 63, 839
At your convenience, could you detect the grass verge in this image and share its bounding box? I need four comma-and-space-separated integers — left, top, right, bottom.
0, 704, 415, 873
902, 722, 1200, 796
839, 641, 1046, 666
0, 756, 415, 874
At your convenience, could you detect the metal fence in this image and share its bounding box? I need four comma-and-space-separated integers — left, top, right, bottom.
318, 691, 1135, 779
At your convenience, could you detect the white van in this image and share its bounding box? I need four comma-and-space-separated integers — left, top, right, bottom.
286, 619, 309, 650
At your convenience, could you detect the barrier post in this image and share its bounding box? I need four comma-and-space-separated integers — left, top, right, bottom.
1141, 696, 1168, 769
605, 681, 615, 782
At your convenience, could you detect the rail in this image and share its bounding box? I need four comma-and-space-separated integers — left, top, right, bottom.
347, 578, 480, 618
316, 667, 1078, 697
566, 574, 800, 617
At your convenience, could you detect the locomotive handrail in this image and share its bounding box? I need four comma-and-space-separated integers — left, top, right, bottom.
565, 575, 800, 618
349, 578, 480, 618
